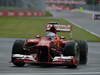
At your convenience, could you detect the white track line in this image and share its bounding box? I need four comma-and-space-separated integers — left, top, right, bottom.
1, 72, 100, 75
64, 18, 100, 38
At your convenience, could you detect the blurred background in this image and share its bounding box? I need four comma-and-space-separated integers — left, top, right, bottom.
0, 0, 46, 11
0, 0, 100, 40
0, 0, 100, 11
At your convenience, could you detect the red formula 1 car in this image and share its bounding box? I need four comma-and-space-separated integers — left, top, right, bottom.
11, 22, 88, 68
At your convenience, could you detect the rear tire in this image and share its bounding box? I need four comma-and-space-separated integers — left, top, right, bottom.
11, 40, 25, 67
76, 40, 88, 64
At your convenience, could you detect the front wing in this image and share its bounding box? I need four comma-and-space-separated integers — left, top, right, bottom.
12, 54, 78, 65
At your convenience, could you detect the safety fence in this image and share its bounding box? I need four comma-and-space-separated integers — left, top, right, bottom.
0, 10, 45, 16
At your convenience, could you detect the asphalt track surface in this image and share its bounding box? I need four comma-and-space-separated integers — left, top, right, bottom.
0, 38, 100, 75
50, 10, 100, 37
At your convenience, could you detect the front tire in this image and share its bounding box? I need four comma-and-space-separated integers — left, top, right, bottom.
76, 40, 88, 64
11, 40, 25, 67
63, 41, 79, 68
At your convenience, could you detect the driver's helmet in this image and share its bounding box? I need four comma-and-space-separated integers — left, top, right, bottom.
47, 32, 56, 40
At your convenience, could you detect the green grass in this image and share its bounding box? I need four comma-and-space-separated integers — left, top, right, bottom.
0, 16, 100, 42
44, 11, 52, 16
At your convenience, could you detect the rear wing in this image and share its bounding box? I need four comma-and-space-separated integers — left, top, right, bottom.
46, 24, 72, 32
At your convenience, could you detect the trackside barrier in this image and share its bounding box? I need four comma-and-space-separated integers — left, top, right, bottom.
0, 10, 45, 16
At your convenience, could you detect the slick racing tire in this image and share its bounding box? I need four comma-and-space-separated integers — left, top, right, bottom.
11, 40, 25, 67
76, 40, 88, 64
63, 41, 79, 68
63, 41, 79, 57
